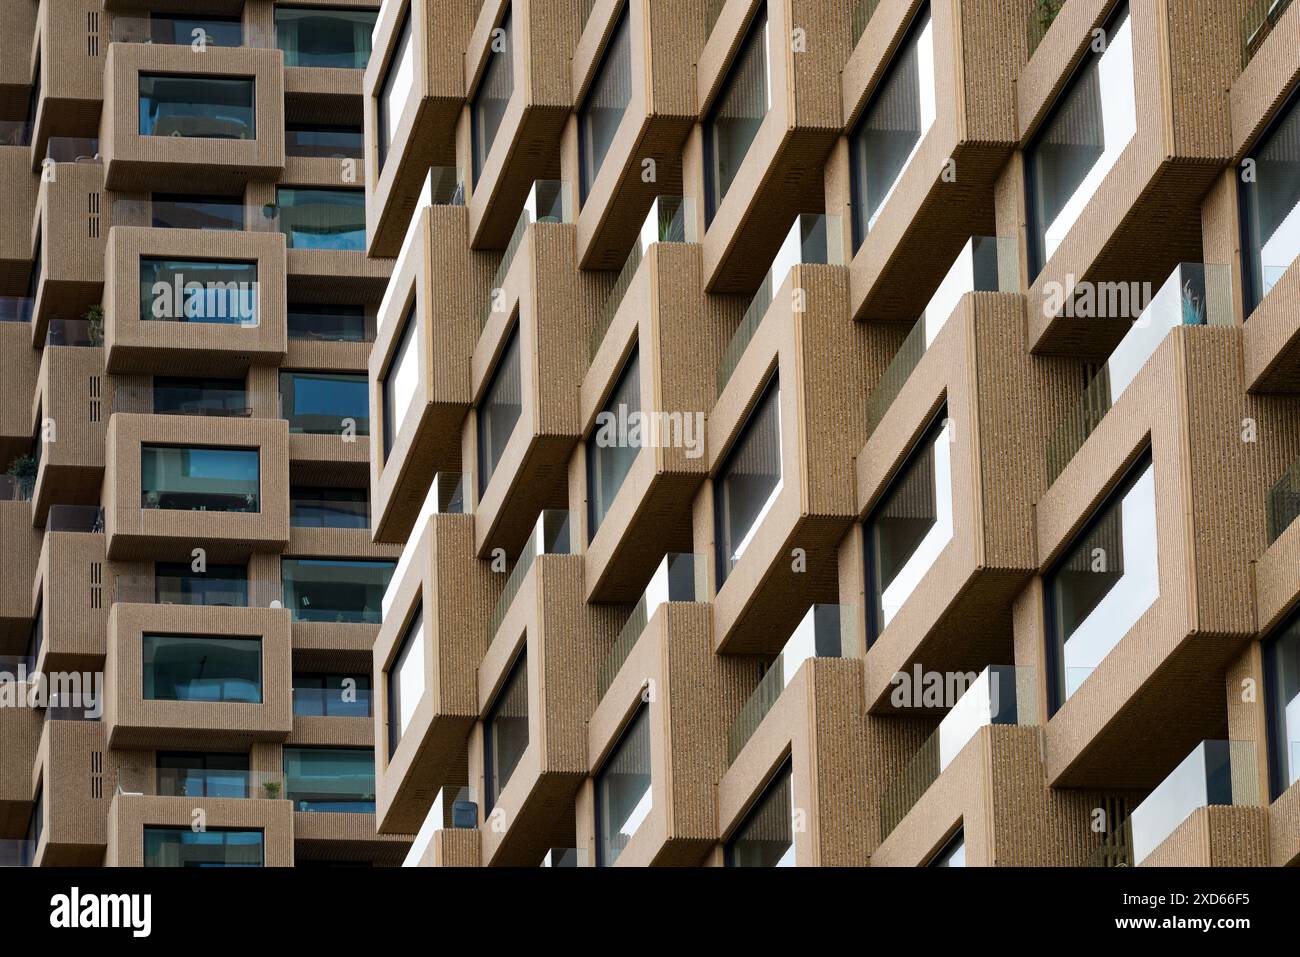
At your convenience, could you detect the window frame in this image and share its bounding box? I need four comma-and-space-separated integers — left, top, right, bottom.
702, 3, 771, 227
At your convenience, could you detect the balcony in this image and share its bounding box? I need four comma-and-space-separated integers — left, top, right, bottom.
31, 719, 109, 865
30, 344, 106, 525
101, 41, 285, 191
373, 494, 499, 834
364, 0, 477, 256
403, 785, 480, 867
278, 369, 373, 469
28, 0, 104, 167
0, 315, 37, 477
29, 160, 105, 344
369, 195, 490, 544
1257, 455, 1300, 639
0, 143, 36, 292
0, 658, 41, 835
103, 413, 290, 561
0, 496, 39, 653
103, 600, 293, 749
839, 0, 1024, 322
30, 508, 106, 672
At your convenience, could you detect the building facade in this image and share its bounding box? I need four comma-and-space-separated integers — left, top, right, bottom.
2, 0, 1299, 868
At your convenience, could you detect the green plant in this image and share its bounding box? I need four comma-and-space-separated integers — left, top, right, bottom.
84, 304, 103, 346
262, 781, 282, 799
6, 454, 37, 480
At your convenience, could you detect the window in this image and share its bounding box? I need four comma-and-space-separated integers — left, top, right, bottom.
704, 4, 769, 225
138, 75, 255, 139
484, 652, 528, 811
863, 409, 954, 642
285, 123, 363, 159
1025, 2, 1135, 275
1045, 448, 1158, 713
144, 827, 263, 867
595, 705, 652, 866
142, 634, 262, 703
477, 324, 522, 496
156, 752, 250, 798
587, 345, 641, 540
139, 258, 257, 325
1264, 613, 1300, 799
275, 7, 377, 68
929, 828, 965, 867
377, 8, 414, 169
293, 673, 373, 717
283, 748, 376, 812
1240, 89, 1300, 313
471, 7, 513, 182
280, 371, 369, 435
148, 14, 243, 47
275, 188, 366, 250
382, 305, 420, 461
387, 604, 425, 756
141, 445, 260, 513
849, 4, 936, 250
714, 375, 781, 588
725, 760, 793, 867
150, 194, 244, 231
152, 377, 247, 417
287, 304, 368, 342
154, 562, 249, 606
281, 558, 395, 624
578, 4, 632, 201
289, 487, 368, 529
25, 784, 42, 865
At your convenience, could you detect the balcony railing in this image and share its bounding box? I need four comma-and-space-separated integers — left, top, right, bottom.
112, 385, 252, 418
45, 137, 100, 164
45, 318, 101, 347
0, 297, 33, 323
0, 840, 33, 868
0, 475, 34, 502
879, 665, 1036, 840
377, 166, 464, 339
1027, 0, 1067, 58
1130, 740, 1260, 865
0, 120, 31, 148
1241, 0, 1293, 68
726, 604, 860, 765
865, 235, 1017, 436
1268, 455, 1300, 544
597, 553, 706, 700
117, 766, 287, 801
717, 214, 843, 395
46, 505, 104, 532
486, 510, 573, 643
381, 472, 467, 620
590, 196, 697, 360
109, 16, 275, 49
403, 785, 479, 867
1045, 263, 1232, 485
478, 180, 573, 332
114, 575, 283, 609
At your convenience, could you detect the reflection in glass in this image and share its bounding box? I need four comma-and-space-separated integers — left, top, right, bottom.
153, 376, 247, 416
286, 123, 363, 159
280, 371, 369, 435
275, 7, 377, 68
154, 562, 249, 607
377, 9, 414, 169
156, 752, 250, 798
141, 445, 260, 512
596, 705, 652, 866
139, 258, 257, 325
1240, 90, 1300, 312
705, 4, 769, 223
275, 188, 366, 250
725, 760, 794, 867
148, 14, 243, 47
387, 604, 425, 756
472, 7, 514, 182
383, 305, 420, 460
151, 194, 243, 231
142, 634, 262, 703
579, 4, 632, 201
281, 558, 395, 624
1265, 614, 1300, 799
289, 487, 368, 529
714, 376, 781, 588
587, 345, 641, 539
485, 653, 528, 810
293, 673, 372, 718
283, 748, 376, 812
144, 827, 263, 867
139, 75, 255, 139
477, 324, 522, 496
287, 304, 367, 342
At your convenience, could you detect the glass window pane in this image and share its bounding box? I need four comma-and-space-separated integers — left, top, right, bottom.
280, 371, 370, 435
151, 194, 244, 231
144, 827, 264, 867
1265, 614, 1300, 799
289, 486, 369, 528
383, 305, 420, 460
387, 604, 425, 756
579, 5, 632, 201
1241, 91, 1300, 312
281, 558, 395, 624
705, 5, 769, 223
714, 375, 781, 587
142, 634, 262, 703
1046, 450, 1158, 711
141, 445, 260, 513
596, 705, 652, 866
149, 15, 243, 47
285, 123, 364, 159
275, 7, 377, 68
139, 75, 255, 139
472, 8, 514, 182
275, 187, 366, 250
156, 752, 250, 798
477, 324, 523, 496
154, 562, 249, 606
929, 829, 965, 867
725, 760, 794, 867
287, 304, 368, 341
378, 9, 414, 169
152, 376, 248, 416
283, 747, 376, 812
587, 345, 641, 539
485, 652, 528, 810
139, 258, 258, 325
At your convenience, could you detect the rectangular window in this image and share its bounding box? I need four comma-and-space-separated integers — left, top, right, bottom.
714, 375, 782, 588
275, 7, 377, 68
387, 604, 425, 757
141, 445, 260, 513
382, 304, 420, 461
595, 705, 652, 866
477, 323, 523, 497
156, 752, 250, 798
285, 123, 363, 159
281, 558, 395, 624
1264, 613, 1300, 800
1240, 89, 1300, 313
293, 673, 373, 717
142, 634, 262, 703
704, 4, 769, 225
1025, 2, 1135, 275
578, 4, 632, 202
289, 487, 369, 529
484, 651, 528, 811
1045, 448, 1158, 713
471, 6, 513, 183
863, 409, 954, 642
139, 258, 258, 325
587, 344, 641, 540
139, 75, 255, 139
287, 304, 368, 342
725, 760, 794, 867
377, 7, 414, 170
848, 4, 936, 250
283, 747, 376, 812
148, 14, 243, 47
150, 194, 244, 231
280, 370, 370, 436
275, 187, 366, 250
152, 376, 248, 417
154, 562, 249, 607
144, 827, 263, 867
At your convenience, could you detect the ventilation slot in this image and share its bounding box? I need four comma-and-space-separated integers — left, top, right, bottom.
86, 13, 100, 57
88, 193, 100, 240
89, 376, 101, 423
91, 751, 103, 799
90, 561, 102, 610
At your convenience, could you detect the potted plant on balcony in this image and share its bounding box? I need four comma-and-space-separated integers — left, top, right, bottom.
84, 304, 103, 346
5, 454, 37, 500
262, 781, 282, 799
